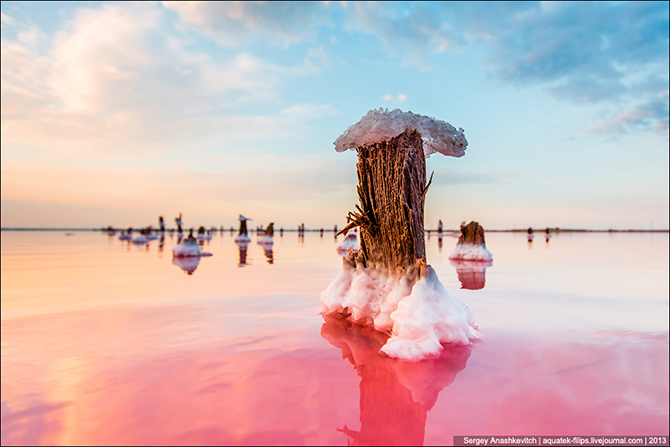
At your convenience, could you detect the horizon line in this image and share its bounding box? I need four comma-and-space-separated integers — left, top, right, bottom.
1, 227, 668, 233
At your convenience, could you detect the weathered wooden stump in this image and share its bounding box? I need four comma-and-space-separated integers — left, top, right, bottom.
238, 219, 248, 236
457, 221, 486, 246
322, 109, 476, 359
339, 130, 431, 277
264, 222, 274, 237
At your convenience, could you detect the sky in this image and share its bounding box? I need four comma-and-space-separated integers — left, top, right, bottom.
1, 1, 668, 230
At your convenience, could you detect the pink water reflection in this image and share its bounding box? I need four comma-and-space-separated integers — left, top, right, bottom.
322, 314, 471, 445
2, 305, 667, 445
1, 231, 668, 445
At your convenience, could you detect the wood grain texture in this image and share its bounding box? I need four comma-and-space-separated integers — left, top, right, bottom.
341, 130, 429, 276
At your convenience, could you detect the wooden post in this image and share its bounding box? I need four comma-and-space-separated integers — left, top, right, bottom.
265, 222, 274, 237
239, 219, 248, 236
457, 221, 486, 246
340, 130, 431, 276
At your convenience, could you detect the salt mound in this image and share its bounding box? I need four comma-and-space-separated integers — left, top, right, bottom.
449, 244, 493, 262
172, 236, 212, 257
235, 234, 251, 244
334, 108, 467, 158
336, 233, 360, 255
131, 236, 149, 245
320, 260, 477, 361
257, 236, 273, 245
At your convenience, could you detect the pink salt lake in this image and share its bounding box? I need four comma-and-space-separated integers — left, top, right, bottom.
1, 230, 668, 445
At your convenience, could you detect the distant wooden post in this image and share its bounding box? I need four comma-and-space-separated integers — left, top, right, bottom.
239, 219, 248, 236
265, 222, 274, 237
340, 130, 430, 276
457, 221, 486, 246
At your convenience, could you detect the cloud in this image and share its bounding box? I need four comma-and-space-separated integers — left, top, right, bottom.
1, 4, 323, 159
343, 2, 453, 68
588, 93, 670, 135
159, 2, 668, 133
381, 93, 407, 101
163, 1, 333, 47
429, 169, 513, 186
344, 2, 669, 133
464, 3, 669, 98
307, 47, 346, 68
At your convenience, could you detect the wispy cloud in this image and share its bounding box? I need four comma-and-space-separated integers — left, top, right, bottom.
1, 4, 326, 159
343, 2, 453, 69
588, 93, 669, 135
430, 169, 514, 186
163, 1, 333, 47
161, 2, 669, 133
381, 93, 407, 102
347, 2, 669, 133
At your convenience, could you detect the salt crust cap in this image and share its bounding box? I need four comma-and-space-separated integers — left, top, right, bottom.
334, 108, 467, 158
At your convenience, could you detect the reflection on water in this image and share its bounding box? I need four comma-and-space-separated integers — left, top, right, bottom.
450, 259, 492, 290
321, 315, 471, 446
1, 231, 668, 445
264, 247, 274, 264
237, 241, 249, 266
172, 256, 200, 275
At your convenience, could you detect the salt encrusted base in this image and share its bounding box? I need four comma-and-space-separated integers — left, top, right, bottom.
448, 243, 493, 262
321, 257, 477, 362
257, 236, 274, 245
172, 238, 212, 257
234, 234, 251, 244
337, 234, 360, 254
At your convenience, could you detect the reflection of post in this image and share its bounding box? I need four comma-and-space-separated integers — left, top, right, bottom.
450, 260, 492, 290
238, 243, 248, 266
321, 315, 470, 446
264, 248, 274, 264
438, 233, 443, 251
172, 256, 200, 275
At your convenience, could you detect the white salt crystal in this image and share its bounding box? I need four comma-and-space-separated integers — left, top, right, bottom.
334, 108, 467, 158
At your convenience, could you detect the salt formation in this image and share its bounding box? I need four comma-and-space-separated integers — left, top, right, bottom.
448, 221, 493, 262
321, 109, 477, 362
336, 231, 360, 255
235, 215, 252, 244
131, 235, 149, 245
334, 108, 467, 158
172, 230, 212, 257
257, 222, 274, 246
